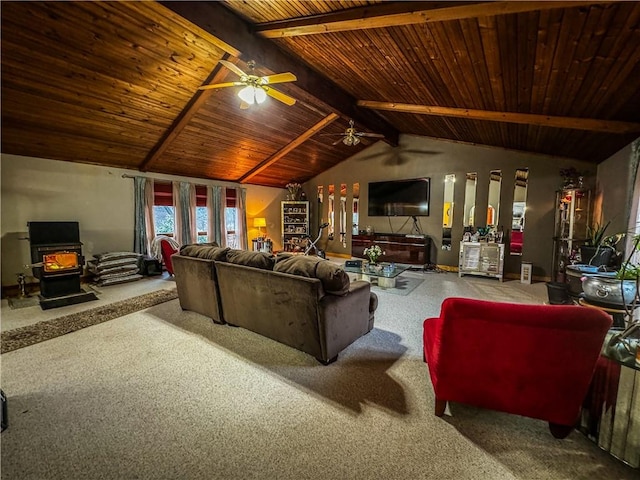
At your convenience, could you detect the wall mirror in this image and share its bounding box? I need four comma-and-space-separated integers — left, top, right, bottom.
352, 183, 360, 235
340, 183, 347, 247
328, 184, 335, 241
463, 173, 477, 229
317, 185, 324, 233
510, 168, 529, 255
487, 170, 502, 227
442, 173, 455, 250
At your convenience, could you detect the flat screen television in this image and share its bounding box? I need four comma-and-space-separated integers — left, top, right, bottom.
368, 178, 430, 216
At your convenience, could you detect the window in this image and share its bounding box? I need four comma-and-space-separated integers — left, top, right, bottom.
195, 186, 207, 244
226, 189, 238, 248
152, 182, 236, 246
153, 182, 175, 237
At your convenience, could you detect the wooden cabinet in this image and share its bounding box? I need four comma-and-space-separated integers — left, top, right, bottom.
458, 242, 504, 281
281, 201, 309, 252
352, 234, 430, 265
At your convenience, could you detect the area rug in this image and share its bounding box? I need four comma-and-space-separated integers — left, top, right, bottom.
371, 276, 424, 296
1, 288, 178, 353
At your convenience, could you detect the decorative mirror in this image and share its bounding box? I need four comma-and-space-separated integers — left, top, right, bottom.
463, 173, 477, 229
317, 185, 324, 235
510, 168, 529, 255
442, 173, 455, 250
352, 183, 360, 235
328, 184, 335, 241
340, 183, 347, 247
488, 170, 502, 227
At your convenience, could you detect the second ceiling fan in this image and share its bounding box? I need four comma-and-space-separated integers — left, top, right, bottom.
199, 60, 297, 109
324, 120, 385, 146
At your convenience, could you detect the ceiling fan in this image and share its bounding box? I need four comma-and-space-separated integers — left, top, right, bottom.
323, 120, 385, 146
198, 60, 297, 109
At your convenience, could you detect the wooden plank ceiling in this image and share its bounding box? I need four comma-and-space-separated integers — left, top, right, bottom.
2, 1, 640, 188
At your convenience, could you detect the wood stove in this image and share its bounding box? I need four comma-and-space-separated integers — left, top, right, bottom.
28, 221, 97, 309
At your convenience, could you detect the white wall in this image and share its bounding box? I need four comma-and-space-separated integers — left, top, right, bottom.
1, 154, 283, 286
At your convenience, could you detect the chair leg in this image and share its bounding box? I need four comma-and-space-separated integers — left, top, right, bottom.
435, 398, 447, 417
548, 422, 574, 439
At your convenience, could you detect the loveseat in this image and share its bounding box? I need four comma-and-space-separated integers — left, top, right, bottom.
172, 245, 377, 364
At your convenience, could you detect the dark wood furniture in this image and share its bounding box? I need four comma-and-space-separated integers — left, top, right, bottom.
352, 234, 430, 265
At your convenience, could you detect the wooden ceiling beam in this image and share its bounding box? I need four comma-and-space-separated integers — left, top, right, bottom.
256, 1, 609, 38
239, 113, 339, 183
159, 1, 399, 146
139, 55, 234, 171
357, 101, 640, 134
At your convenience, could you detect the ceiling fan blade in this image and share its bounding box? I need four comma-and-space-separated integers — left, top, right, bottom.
219, 59, 247, 78
198, 81, 243, 90
332, 138, 345, 146
357, 132, 385, 138
264, 86, 296, 106
261, 72, 297, 84
320, 133, 347, 137
239, 100, 251, 110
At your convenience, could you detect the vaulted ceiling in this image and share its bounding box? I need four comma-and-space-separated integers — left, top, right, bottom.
2, 1, 639, 188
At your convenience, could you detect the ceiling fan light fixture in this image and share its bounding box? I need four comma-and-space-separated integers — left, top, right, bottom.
254, 87, 267, 104
343, 135, 359, 146
237, 85, 267, 106
238, 85, 256, 105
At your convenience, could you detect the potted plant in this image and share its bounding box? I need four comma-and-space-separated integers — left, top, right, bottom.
582, 233, 637, 307
580, 221, 623, 266
363, 244, 385, 266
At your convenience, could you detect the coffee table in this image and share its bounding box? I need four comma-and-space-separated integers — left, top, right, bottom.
343, 262, 412, 288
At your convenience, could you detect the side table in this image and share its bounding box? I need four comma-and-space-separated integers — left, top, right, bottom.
579, 345, 639, 468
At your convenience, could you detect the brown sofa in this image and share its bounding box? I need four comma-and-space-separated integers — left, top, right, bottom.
172, 246, 377, 364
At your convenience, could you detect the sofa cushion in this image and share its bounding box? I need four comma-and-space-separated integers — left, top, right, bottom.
274, 255, 350, 296
226, 249, 276, 270
180, 244, 229, 261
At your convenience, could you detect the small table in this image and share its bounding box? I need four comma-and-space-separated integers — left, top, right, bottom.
578, 297, 633, 328
343, 262, 412, 288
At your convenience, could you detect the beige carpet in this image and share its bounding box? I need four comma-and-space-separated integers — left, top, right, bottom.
0, 273, 636, 480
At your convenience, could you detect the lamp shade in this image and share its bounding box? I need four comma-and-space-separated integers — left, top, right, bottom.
253, 217, 267, 228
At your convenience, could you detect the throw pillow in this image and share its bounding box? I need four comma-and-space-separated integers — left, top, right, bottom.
180, 245, 230, 261
274, 255, 350, 296
226, 249, 275, 270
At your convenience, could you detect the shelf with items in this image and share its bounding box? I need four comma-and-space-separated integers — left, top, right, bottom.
552, 188, 591, 282
458, 242, 504, 281
281, 201, 309, 253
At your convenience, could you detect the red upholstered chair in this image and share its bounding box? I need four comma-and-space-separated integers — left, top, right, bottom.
159, 238, 179, 275
423, 297, 612, 438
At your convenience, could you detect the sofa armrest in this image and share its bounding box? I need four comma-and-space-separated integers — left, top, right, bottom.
173, 254, 224, 324
318, 280, 373, 361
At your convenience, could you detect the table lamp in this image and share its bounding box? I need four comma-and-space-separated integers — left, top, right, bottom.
253, 217, 267, 238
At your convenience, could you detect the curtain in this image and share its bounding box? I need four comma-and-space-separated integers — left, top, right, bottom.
133, 177, 155, 255
173, 181, 196, 245
133, 177, 147, 254
207, 185, 227, 247
144, 178, 155, 255
236, 187, 248, 250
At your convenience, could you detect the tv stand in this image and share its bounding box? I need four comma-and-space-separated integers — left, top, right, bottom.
352, 233, 430, 265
